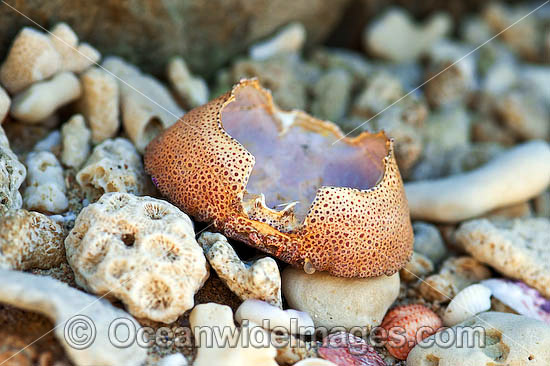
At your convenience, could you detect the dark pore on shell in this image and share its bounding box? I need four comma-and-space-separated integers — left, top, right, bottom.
145, 79, 413, 277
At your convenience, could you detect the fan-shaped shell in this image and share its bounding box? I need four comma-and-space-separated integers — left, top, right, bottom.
443, 284, 492, 326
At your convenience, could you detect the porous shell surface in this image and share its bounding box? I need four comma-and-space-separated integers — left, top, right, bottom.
65, 192, 209, 323
146, 79, 413, 278
443, 284, 492, 326
198, 232, 282, 307
0, 209, 65, 270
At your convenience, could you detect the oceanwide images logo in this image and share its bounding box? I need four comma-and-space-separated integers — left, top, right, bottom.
63, 315, 487, 351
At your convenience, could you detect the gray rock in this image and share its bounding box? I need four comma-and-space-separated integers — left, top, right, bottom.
0, 269, 147, 366
412, 222, 447, 265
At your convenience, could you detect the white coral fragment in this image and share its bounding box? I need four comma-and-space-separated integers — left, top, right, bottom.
167, 57, 209, 109
23, 151, 68, 213
0, 27, 62, 94
198, 232, 282, 308
235, 299, 314, 335
190, 303, 278, 366
364, 8, 451, 62
61, 114, 91, 169
65, 192, 209, 323
50, 23, 100, 73
249, 22, 306, 61
0, 86, 10, 123
0, 209, 65, 270
0, 126, 26, 214
443, 284, 492, 326
79, 67, 120, 143
405, 141, 550, 222
0, 269, 147, 366
102, 56, 184, 152
76, 138, 152, 201
10, 72, 82, 124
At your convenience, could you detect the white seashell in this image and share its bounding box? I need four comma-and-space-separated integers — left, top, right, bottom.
294, 358, 337, 366
443, 284, 492, 326
482, 278, 550, 324
235, 299, 314, 335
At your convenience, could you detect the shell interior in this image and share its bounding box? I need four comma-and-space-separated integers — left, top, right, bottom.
221, 83, 388, 227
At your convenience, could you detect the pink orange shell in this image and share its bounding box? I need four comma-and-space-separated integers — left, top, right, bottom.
144, 79, 413, 278
381, 304, 442, 360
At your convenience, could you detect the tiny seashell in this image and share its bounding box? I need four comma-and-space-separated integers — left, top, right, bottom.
482, 278, 550, 324
443, 284, 492, 326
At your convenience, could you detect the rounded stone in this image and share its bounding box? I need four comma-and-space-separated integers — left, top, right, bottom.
282, 267, 400, 329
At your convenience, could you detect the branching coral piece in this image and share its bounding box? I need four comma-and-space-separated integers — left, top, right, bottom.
198, 232, 282, 307
10, 72, 82, 124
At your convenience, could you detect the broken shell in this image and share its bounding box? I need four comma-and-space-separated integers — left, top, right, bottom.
443, 284, 492, 326
146, 79, 413, 278
482, 279, 550, 324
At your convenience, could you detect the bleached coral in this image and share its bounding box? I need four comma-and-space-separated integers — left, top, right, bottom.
65, 192, 209, 323
0, 126, 26, 214
0, 209, 65, 270
49, 23, 100, 73
60, 114, 91, 169
10, 72, 82, 124
167, 57, 209, 109
0, 27, 62, 94
0, 269, 147, 365
363, 8, 451, 62
23, 151, 68, 214
76, 138, 152, 201
103, 56, 184, 152
249, 22, 306, 61
419, 256, 491, 302
79, 67, 120, 143
190, 303, 278, 366
198, 232, 282, 308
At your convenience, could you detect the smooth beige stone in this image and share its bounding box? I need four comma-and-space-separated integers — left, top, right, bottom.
282, 267, 399, 329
